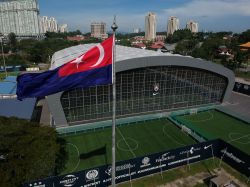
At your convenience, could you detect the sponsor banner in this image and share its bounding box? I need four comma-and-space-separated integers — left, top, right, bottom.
23, 139, 250, 187
217, 139, 250, 177
23, 179, 53, 187
233, 82, 250, 96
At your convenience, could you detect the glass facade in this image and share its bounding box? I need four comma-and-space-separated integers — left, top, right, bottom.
61, 66, 228, 124
0, 0, 40, 36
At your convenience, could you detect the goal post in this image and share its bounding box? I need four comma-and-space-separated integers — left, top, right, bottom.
181, 125, 192, 135
190, 108, 198, 115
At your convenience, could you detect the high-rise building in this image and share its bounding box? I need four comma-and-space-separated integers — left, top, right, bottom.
186, 20, 198, 33
133, 28, 141, 33
59, 24, 68, 33
49, 17, 58, 32
167, 16, 179, 36
91, 22, 108, 39
0, 0, 40, 37
145, 12, 156, 41
40, 16, 58, 33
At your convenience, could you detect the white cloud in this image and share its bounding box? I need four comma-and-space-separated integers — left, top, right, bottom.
164, 0, 250, 18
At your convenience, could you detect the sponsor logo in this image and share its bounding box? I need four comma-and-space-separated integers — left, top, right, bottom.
153, 83, 159, 96
180, 147, 201, 155
156, 152, 175, 163
244, 85, 249, 90
105, 167, 112, 176
85, 169, 99, 181
204, 144, 212, 150
116, 163, 135, 171
29, 182, 45, 187
235, 83, 241, 89
153, 92, 159, 96
168, 155, 201, 166
59, 175, 79, 187
221, 149, 245, 164
105, 164, 135, 176
140, 157, 151, 168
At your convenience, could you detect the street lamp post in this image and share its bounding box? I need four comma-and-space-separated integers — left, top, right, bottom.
204, 144, 215, 168
0, 36, 7, 78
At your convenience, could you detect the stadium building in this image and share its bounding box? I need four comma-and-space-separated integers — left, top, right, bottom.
46, 44, 234, 127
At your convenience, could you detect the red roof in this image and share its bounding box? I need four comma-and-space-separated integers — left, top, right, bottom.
150, 42, 164, 49
239, 42, 250, 48
67, 36, 85, 41
133, 43, 146, 48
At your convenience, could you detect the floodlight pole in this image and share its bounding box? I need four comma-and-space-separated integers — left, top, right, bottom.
204, 144, 215, 168
219, 147, 227, 169
0, 36, 7, 78
111, 16, 118, 187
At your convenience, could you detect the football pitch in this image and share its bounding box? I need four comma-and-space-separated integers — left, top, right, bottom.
174, 110, 250, 155
62, 119, 195, 174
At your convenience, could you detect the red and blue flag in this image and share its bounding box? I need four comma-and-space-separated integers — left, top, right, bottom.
17, 35, 114, 100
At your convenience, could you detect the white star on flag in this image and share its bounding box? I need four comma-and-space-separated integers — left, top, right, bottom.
71, 55, 84, 69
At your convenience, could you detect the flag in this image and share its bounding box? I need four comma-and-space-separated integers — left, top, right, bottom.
16, 35, 114, 100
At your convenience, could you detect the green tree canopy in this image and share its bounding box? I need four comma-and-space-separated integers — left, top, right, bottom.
238, 29, 250, 43
8, 32, 17, 52
166, 29, 193, 44
0, 117, 67, 187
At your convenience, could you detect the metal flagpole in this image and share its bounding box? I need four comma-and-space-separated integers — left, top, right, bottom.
111, 16, 118, 187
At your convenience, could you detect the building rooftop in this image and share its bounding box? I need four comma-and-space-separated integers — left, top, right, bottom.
51, 44, 186, 69
239, 42, 250, 48
0, 98, 36, 120
0, 76, 17, 95
0, 76, 36, 120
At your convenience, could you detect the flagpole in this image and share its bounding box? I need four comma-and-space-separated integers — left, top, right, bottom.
111, 16, 118, 187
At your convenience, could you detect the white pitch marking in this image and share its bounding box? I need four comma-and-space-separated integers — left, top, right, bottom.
67, 143, 80, 173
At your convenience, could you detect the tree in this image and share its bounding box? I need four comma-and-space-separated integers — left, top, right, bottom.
0, 117, 67, 187
8, 32, 17, 52
166, 29, 193, 44
238, 29, 250, 43
175, 39, 199, 55
192, 36, 224, 60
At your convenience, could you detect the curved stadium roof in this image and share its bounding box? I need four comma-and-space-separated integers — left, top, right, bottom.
51, 44, 187, 69
48, 44, 235, 127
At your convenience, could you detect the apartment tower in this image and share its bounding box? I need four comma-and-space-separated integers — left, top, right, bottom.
167, 16, 179, 36
91, 22, 108, 39
186, 20, 198, 33
145, 12, 156, 41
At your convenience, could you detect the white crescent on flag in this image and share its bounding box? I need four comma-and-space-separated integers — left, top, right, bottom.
90, 44, 105, 67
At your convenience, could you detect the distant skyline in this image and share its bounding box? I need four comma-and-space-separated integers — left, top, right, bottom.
39, 0, 250, 33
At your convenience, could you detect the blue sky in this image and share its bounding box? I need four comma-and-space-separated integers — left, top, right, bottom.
39, 0, 250, 33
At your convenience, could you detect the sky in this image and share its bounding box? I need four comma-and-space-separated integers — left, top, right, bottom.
39, 0, 250, 33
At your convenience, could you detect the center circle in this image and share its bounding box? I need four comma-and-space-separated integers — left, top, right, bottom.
228, 133, 250, 144
117, 137, 138, 151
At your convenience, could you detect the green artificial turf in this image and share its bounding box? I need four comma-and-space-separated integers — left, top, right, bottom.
174, 110, 250, 155
61, 119, 195, 174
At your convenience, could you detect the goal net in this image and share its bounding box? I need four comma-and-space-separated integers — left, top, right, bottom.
190, 108, 198, 115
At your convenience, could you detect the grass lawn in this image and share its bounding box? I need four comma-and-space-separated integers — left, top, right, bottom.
61, 119, 195, 174
174, 110, 250, 155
